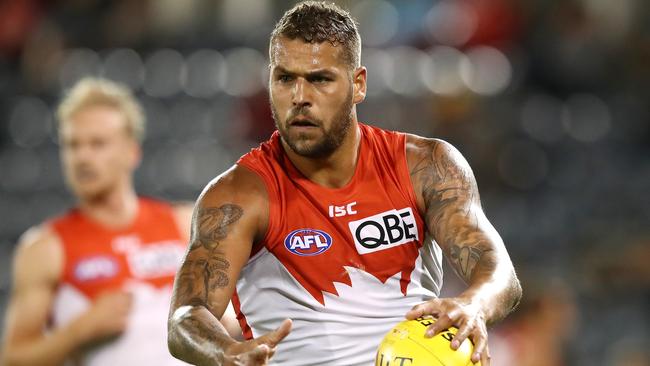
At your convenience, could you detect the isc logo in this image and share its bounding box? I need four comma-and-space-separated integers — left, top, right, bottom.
284, 228, 333, 256
348, 208, 419, 254
328, 201, 357, 217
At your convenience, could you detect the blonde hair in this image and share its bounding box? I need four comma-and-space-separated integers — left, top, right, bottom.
57, 77, 145, 142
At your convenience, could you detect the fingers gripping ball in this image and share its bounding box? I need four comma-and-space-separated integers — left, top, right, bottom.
376, 317, 481, 366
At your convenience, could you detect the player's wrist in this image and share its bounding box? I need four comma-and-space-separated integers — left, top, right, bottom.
219, 340, 247, 366
457, 290, 490, 322
223, 338, 245, 355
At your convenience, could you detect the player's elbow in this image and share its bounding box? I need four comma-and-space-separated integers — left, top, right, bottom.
167, 328, 187, 361
167, 305, 195, 360
167, 336, 181, 360
167, 317, 183, 359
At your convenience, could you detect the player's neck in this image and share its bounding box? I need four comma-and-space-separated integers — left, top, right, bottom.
77, 181, 139, 229
285, 122, 361, 189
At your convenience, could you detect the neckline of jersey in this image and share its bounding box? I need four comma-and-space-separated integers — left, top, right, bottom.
72, 198, 144, 234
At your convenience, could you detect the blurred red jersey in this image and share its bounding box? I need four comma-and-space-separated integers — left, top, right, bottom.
48, 197, 187, 366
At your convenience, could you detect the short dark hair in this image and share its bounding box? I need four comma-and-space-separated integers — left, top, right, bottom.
270, 1, 361, 69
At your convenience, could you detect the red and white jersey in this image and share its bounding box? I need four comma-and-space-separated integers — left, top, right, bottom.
49, 198, 188, 366
236, 123, 443, 366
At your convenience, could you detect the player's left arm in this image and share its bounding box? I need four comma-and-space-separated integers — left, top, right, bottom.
405, 135, 522, 365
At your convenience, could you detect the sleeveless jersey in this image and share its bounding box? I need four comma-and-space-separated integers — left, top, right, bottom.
49, 197, 188, 366
236, 123, 443, 366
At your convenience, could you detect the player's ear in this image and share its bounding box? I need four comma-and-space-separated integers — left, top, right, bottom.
352, 66, 367, 104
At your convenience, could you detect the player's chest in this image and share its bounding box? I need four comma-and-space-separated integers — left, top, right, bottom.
270, 194, 424, 266
65, 233, 185, 288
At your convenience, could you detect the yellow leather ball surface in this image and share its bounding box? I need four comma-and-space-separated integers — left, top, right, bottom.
375, 317, 481, 366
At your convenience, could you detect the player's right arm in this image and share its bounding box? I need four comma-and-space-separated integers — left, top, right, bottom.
167, 165, 291, 366
0, 226, 131, 366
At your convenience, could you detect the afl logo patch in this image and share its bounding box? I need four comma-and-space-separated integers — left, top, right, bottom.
74, 255, 119, 282
284, 229, 333, 256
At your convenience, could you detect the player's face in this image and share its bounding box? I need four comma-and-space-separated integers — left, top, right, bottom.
60, 105, 140, 201
269, 37, 366, 158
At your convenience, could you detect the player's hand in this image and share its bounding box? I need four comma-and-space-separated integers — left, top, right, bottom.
223, 319, 292, 366
74, 290, 133, 343
406, 297, 490, 365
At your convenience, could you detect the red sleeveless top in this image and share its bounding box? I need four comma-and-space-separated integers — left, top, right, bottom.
238, 123, 425, 302
234, 123, 440, 365
48, 198, 189, 366
49, 197, 186, 299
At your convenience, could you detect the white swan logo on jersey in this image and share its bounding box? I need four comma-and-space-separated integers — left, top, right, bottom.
284, 228, 333, 256
348, 207, 419, 254
112, 235, 185, 279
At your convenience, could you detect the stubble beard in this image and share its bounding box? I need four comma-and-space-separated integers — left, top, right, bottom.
272, 89, 354, 159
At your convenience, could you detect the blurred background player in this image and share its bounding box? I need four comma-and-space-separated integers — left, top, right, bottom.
0, 78, 240, 366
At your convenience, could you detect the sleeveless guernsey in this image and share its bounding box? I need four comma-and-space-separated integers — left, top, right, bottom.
49, 197, 188, 366
236, 123, 443, 366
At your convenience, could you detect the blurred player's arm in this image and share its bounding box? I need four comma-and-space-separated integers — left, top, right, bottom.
168, 165, 291, 366
405, 136, 522, 364
0, 227, 131, 366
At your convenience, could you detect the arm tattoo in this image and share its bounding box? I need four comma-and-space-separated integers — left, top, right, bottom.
410, 140, 494, 282
192, 204, 243, 251
175, 203, 242, 309
450, 243, 496, 280
176, 254, 231, 307
169, 203, 244, 364
183, 316, 220, 343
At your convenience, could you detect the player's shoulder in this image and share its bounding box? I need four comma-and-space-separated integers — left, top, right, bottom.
404, 134, 467, 167
138, 196, 191, 215
195, 164, 269, 238
167, 201, 193, 241
169, 201, 194, 218
198, 164, 267, 208
139, 196, 186, 219
13, 223, 63, 283
16, 224, 61, 256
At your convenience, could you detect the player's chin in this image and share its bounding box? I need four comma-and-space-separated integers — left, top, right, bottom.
291, 144, 320, 157
287, 125, 323, 139
288, 135, 322, 151
73, 182, 107, 200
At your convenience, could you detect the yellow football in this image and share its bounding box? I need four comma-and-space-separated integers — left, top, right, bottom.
375, 317, 481, 366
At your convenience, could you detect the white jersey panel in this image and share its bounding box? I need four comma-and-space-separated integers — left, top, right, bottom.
420, 234, 444, 296
51, 282, 188, 366
236, 246, 441, 366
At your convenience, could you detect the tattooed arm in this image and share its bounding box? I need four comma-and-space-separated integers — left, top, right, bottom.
167, 166, 291, 366
405, 136, 522, 365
